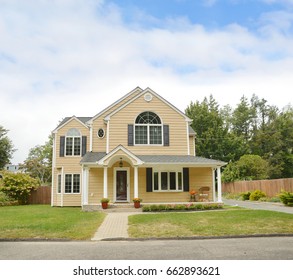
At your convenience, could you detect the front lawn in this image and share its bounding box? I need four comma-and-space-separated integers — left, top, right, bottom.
0, 205, 105, 240
128, 209, 293, 238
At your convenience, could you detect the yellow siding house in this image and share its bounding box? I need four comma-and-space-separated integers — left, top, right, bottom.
51, 87, 226, 209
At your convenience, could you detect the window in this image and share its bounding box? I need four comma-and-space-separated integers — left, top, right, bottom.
57, 174, 61, 193
65, 128, 81, 156
97, 128, 105, 138
65, 174, 80, 193
152, 169, 183, 191
134, 112, 162, 145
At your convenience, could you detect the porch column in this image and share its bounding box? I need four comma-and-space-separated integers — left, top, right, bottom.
217, 166, 222, 203
103, 166, 108, 198
82, 167, 89, 205
134, 165, 138, 198
212, 168, 216, 202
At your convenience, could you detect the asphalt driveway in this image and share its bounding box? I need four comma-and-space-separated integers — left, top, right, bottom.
223, 198, 293, 214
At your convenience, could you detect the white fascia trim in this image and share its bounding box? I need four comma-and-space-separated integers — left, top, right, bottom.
104, 87, 192, 122
97, 145, 144, 166
52, 116, 89, 133
51, 133, 57, 206
87, 87, 143, 124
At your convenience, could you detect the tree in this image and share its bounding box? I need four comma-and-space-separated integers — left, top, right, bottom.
20, 135, 53, 184
222, 154, 269, 182
186, 95, 248, 162
0, 126, 15, 169
0, 171, 40, 204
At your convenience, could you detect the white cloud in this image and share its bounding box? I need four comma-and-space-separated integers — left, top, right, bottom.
1, 0, 293, 164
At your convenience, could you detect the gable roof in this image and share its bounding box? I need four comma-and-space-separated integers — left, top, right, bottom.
53, 116, 91, 132
104, 87, 192, 122
87, 86, 143, 124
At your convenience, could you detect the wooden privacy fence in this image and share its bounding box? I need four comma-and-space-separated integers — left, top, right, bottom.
28, 186, 51, 204
222, 178, 293, 197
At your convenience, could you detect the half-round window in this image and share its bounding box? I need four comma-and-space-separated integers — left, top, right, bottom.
134, 112, 162, 145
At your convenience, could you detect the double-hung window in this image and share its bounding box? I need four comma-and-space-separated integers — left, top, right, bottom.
135, 112, 162, 145
153, 169, 183, 191
65, 174, 80, 193
65, 128, 81, 156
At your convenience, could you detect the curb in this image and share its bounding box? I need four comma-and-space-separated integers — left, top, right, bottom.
1, 233, 293, 242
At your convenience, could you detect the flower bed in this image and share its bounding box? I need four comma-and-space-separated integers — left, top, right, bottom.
142, 203, 223, 212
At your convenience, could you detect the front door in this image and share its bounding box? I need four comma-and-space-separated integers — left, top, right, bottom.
116, 170, 127, 201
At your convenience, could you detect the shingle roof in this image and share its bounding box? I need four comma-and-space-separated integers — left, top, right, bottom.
80, 152, 226, 166
80, 152, 106, 163
54, 116, 92, 131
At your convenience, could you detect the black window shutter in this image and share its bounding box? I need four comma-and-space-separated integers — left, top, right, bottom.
60, 136, 65, 157
82, 136, 87, 156
163, 125, 169, 146
183, 168, 190, 192
146, 168, 153, 192
128, 124, 134, 146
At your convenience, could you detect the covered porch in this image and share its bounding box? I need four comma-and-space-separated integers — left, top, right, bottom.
80, 145, 226, 210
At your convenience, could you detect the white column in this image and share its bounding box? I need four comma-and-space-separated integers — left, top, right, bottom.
134, 165, 138, 198
82, 167, 89, 205
217, 167, 222, 203
212, 168, 216, 202
103, 166, 108, 198
61, 167, 64, 207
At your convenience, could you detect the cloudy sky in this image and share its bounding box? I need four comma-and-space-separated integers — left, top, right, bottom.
1, 0, 293, 164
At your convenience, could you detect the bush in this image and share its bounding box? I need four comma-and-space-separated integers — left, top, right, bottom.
241, 191, 251, 201
278, 191, 293, 207
0, 172, 40, 204
142, 203, 223, 212
0, 191, 18, 206
249, 190, 266, 201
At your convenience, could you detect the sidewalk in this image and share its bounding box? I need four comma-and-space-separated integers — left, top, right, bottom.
91, 212, 136, 241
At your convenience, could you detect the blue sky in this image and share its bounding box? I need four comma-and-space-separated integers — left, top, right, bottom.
1, 0, 293, 164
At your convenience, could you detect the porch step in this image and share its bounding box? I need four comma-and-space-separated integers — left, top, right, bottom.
82, 203, 143, 212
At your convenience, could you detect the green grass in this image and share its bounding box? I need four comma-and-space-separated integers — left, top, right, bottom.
128, 209, 293, 238
0, 205, 105, 240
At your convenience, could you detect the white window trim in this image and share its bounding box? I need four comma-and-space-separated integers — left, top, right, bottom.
64, 173, 81, 194
65, 136, 82, 157
134, 124, 163, 146
153, 167, 183, 192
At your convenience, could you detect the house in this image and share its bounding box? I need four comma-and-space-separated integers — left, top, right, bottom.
51, 87, 226, 209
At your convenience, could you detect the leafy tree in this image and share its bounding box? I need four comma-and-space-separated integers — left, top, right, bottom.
222, 154, 269, 182
0, 171, 40, 204
0, 126, 15, 169
20, 135, 53, 184
186, 95, 248, 162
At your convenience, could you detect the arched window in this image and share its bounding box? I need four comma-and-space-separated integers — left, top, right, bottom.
65, 128, 81, 156
134, 112, 162, 145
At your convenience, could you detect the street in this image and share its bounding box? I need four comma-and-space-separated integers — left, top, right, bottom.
1, 236, 293, 260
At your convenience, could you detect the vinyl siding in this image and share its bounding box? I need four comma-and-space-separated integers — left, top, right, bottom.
53, 118, 90, 206
109, 94, 188, 155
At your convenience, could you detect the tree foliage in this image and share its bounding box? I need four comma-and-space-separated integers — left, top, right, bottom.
20, 135, 53, 184
0, 171, 40, 204
0, 126, 15, 169
186, 95, 293, 180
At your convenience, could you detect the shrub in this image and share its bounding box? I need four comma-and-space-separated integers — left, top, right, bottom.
0, 172, 40, 204
249, 189, 266, 201
0, 191, 18, 206
241, 191, 251, 201
278, 191, 293, 207
142, 203, 223, 212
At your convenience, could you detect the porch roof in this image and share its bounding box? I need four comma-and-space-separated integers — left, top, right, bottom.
81, 152, 226, 167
